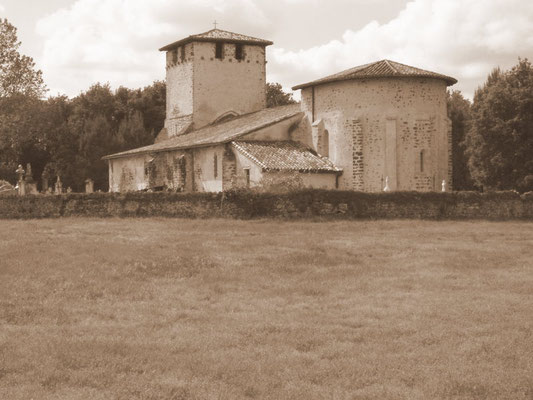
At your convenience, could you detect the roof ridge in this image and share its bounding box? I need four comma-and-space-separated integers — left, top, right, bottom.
203, 28, 265, 40
102, 105, 302, 160
231, 141, 268, 169
385, 59, 446, 76
383, 59, 399, 74
292, 59, 457, 90
351, 61, 380, 76
190, 29, 213, 37
160, 28, 273, 51
230, 140, 342, 172
234, 139, 318, 154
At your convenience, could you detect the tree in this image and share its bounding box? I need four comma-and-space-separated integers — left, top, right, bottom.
0, 19, 46, 183
78, 114, 115, 191
266, 82, 296, 108
136, 80, 166, 137
447, 90, 475, 190
464, 59, 533, 192
117, 111, 153, 150
0, 18, 46, 98
0, 94, 45, 183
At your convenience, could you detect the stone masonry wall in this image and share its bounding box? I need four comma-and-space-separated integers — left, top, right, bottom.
222, 144, 237, 191
447, 117, 453, 191
192, 145, 225, 192
108, 151, 193, 193
300, 78, 451, 192
2, 191, 533, 220
165, 43, 194, 133
164, 41, 267, 133
192, 42, 266, 129
349, 119, 364, 190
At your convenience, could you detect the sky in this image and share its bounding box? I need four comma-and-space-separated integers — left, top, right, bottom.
1, 0, 532, 100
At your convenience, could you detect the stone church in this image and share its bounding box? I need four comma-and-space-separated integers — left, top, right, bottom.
104, 28, 457, 192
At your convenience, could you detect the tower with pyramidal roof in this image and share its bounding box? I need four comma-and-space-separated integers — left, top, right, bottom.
104, 28, 457, 195
158, 28, 273, 142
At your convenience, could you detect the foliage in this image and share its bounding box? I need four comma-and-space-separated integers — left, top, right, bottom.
0, 24, 291, 193
0, 18, 46, 98
0, 189, 531, 220
464, 59, 533, 192
447, 90, 475, 190
266, 82, 296, 108
0, 81, 166, 191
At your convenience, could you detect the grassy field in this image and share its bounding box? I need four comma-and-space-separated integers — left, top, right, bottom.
0, 218, 532, 399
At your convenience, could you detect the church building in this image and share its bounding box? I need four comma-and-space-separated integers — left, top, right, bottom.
103, 28, 457, 192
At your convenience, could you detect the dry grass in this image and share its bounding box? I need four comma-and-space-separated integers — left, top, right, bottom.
1, 218, 532, 399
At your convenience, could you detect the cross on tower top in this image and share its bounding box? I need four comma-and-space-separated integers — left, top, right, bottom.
213, 20, 218, 29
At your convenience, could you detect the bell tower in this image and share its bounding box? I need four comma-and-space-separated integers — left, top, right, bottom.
159, 29, 273, 139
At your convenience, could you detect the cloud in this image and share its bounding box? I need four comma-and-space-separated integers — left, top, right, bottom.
36, 0, 533, 99
0, 3, 5, 14
36, 0, 269, 96
270, 0, 533, 99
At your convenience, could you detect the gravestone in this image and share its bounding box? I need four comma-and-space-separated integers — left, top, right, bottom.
383, 176, 390, 192
24, 163, 39, 194
15, 165, 25, 195
85, 178, 94, 193
41, 170, 50, 193
55, 176, 63, 194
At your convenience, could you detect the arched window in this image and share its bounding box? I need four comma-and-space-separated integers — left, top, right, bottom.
214, 111, 239, 124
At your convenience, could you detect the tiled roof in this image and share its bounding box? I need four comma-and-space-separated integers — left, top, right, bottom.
159, 29, 273, 51
232, 141, 342, 173
103, 104, 302, 160
292, 59, 457, 90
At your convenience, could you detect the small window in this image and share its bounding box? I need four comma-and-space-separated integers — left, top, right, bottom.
144, 159, 154, 177
235, 44, 243, 60
214, 154, 218, 179
323, 129, 329, 157
420, 150, 425, 173
215, 42, 223, 59
180, 45, 185, 62
244, 168, 250, 187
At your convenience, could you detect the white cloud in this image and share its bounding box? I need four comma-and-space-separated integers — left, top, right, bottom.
36, 0, 533, 99
36, 0, 269, 96
270, 0, 533, 99
0, 3, 5, 14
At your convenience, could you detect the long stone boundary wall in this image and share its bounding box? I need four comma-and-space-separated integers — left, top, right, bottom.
1, 190, 533, 220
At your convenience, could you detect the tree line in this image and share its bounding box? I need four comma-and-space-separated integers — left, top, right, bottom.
0, 81, 166, 191
447, 58, 533, 192
1, 18, 532, 192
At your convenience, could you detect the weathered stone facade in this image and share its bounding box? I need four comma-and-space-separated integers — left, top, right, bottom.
109, 151, 194, 193
105, 30, 457, 194
3, 191, 533, 220
164, 41, 266, 136
299, 77, 452, 192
